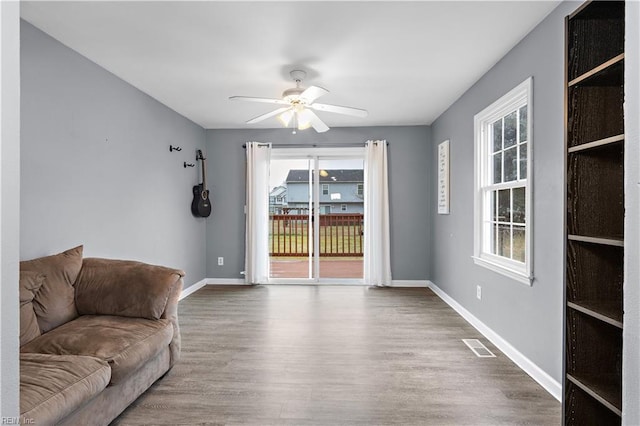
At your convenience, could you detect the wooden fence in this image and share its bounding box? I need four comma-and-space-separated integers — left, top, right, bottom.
270, 213, 364, 257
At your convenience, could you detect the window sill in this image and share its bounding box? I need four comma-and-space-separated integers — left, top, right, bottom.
472, 256, 533, 286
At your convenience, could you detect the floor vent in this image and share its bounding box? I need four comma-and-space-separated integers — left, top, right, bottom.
462, 339, 496, 358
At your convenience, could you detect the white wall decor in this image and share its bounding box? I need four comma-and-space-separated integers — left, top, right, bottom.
438, 140, 450, 214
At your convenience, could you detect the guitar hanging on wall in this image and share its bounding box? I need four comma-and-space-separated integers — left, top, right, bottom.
191, 149, 212, 218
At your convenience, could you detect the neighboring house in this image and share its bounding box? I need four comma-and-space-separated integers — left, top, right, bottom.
269, 185, 287, 213
285, 169, 364, 214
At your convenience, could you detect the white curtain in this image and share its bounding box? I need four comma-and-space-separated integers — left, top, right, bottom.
245, 142, 271, 284
363, 140, 392, 286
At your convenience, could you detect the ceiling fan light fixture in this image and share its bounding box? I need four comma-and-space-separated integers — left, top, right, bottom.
277, 109, 294, 127
296, 109, 313, 130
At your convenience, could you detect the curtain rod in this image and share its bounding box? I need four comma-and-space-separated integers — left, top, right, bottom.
242, 142, 388, 149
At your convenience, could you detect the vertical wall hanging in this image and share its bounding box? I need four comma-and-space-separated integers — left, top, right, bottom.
438, 140, 450, 214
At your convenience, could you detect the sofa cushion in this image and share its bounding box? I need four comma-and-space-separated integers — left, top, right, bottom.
20, 245, 83, 333
21, 315, 173, 384
75, 258, 184, 320
20, 353, 110, 425
19, 271, 46, 346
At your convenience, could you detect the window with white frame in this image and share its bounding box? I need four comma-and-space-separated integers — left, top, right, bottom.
322, 184, 329, 195
473, 78, 532, 285
357, 183, 364, 196
341, 204, 347, 212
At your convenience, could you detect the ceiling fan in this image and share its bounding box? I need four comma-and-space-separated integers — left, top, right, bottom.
229, 70, 368, 133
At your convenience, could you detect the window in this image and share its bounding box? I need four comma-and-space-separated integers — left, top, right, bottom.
341, 204, 347, 212
473, 78, 532, 285
357, 183, 364, 196
322, 184, 329, 195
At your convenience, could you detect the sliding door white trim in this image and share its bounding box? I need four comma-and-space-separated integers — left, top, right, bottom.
270, 146, 365, 284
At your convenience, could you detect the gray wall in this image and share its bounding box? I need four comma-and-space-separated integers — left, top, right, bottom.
624, 1, 639, 423
430, 1, 579, 383
20, 21, 207, 289
1, 1, 21, 417
205, 126, 431, 280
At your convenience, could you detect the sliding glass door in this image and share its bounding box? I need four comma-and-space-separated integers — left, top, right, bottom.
316, 158, 365, 279
269, 158, 315, 280
268, 148, 364, 283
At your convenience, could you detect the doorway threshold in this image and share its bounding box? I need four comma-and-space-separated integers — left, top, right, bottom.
267, 278, 366, 286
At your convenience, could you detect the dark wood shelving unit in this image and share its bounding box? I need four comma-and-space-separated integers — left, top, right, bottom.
566, 380, 622, 425
564, 1, 625, 424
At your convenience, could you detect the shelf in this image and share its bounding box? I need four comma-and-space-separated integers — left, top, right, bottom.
566, 374, 622, 416
567, 235, 623, 247
568, 302, 622, 329
568, 84, 624, 147
568, 134, 623, 153
565, 380, 621, 425
567, 143, 624, 239
566, 239, 623, 324
566, 309, 623, 413
567, 1, 625, 81
569, 54, 624, 87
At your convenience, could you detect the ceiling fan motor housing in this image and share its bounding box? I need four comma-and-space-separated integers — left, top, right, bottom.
282, 87, 305, 103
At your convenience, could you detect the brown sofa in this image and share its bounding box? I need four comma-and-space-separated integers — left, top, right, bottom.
19, 246, 184, 426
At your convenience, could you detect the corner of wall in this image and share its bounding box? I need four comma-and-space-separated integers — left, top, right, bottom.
0, 0, 21, 416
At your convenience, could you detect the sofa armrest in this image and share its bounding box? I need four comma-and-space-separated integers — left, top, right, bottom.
160, 269, 183, 366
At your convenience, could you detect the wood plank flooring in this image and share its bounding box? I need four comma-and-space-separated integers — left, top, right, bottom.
113, 285, 560, 425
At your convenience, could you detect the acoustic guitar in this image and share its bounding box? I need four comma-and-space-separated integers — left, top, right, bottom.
191, 149, 211, 218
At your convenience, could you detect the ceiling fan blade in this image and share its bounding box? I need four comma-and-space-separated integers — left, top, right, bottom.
246, 107, 292, 124
299, 86, 329, 104
302, 109, 330, 133
310, 103, 368, 118
229, 96, 289, 105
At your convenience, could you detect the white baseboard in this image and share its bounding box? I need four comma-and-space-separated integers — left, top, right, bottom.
180, 279, 428, 297
180, 278, 249, 300
179, 279, 207, 301
206, 278, 247, 285
389, 280, 429, 287
427, 280, 562, 402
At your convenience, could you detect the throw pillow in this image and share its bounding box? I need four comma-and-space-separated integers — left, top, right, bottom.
20, 245, 83, 333
19, 271, 46, 346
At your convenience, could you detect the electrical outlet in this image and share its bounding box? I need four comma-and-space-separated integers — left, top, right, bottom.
476, 285, 482, 300
217, 257, 224, 266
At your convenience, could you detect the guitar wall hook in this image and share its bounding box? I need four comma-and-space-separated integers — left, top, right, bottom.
184, 162, 195, 168
170, 145, 182, 152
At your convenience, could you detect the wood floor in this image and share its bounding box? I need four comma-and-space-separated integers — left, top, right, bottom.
113, 285, 560, 425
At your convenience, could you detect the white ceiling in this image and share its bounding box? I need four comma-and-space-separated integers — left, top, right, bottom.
21, 1, 561, 130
